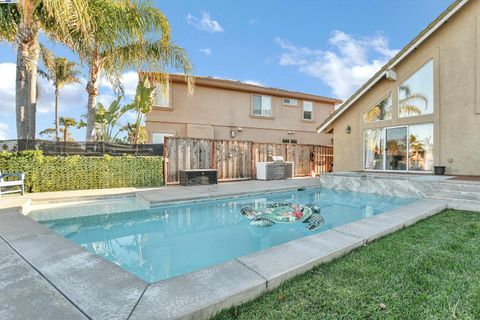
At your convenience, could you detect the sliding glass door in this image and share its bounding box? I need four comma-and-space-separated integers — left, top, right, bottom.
385, 127, 407, 171
364, 124, 433, 172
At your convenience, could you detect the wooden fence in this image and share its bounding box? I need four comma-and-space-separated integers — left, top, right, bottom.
164, 137, 333, 184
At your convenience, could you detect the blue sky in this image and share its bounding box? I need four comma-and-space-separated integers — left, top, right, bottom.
0, 0, 453, 140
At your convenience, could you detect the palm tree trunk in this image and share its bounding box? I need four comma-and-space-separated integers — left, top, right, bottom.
16, 47, 28, 140
15, 6, 39, 142
64, 125, 68, 142
85, 52, 101, 142
133, 112, 142, 145
55, 88, 59, 141
26, 42, 39, 140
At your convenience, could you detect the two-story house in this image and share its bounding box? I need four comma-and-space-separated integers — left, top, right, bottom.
145, 75, 340, 145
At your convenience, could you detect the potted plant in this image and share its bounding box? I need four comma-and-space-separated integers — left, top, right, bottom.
434, 165, 446, 175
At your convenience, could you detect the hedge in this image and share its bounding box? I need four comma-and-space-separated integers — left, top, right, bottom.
0, 150, 164, 193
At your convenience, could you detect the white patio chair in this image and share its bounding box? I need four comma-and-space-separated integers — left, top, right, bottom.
0, 170, 25, 196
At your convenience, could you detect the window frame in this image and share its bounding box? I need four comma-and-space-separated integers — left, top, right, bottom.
282, 98, 298, 106
302, 101, 313, 120
153, 82, 172, 108
151, 132, 174, 144
363, 93, 392, 123
251, 94, 273, 117
363, 123, 434, 173
397, 59, 434, 118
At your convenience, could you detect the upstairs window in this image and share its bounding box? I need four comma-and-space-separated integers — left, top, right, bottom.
154, 83, 170, 107
398, 60, 434, 118
252, 95, 272, 116
364, 94, 392, 122
303, 101, 313, 120
283, 98, 298, 106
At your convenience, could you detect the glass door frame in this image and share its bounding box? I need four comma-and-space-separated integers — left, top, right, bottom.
363, 125, 409, 173
383, 125, 408, 172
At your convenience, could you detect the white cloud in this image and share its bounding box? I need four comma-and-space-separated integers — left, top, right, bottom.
37, 76, 86, 115
211, 76, 265, 87
243, 80, 264, 87
99, 71, 138, 100
186, 12, 224, 32
0, 122, 9, 140
0, 63, 16, 118
0, 62, 86, 119
275, 31, 399, 99
199, 48, 212, 56
0, 62, 138, 139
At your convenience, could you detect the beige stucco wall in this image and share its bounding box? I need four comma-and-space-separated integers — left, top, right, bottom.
330, 0, 480, 175
146, 82, 335, 145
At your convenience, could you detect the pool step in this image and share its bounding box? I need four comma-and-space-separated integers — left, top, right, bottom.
429, 189, 480, 202
429, 196, 480, 211
431, 181, 480, 193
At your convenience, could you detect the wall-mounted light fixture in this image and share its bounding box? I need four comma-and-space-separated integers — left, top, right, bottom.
230, 130, 236, 138
346, 125, 351, 134
237, 127, 243, 132
287, 131, 296, 135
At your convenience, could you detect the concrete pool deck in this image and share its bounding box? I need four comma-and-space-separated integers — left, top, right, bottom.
0, 177, 477, 320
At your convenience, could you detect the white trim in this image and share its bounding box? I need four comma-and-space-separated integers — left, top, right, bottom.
317, 0, 469, 133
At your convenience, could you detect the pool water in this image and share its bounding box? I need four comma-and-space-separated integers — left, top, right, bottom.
29, 188, 414, 283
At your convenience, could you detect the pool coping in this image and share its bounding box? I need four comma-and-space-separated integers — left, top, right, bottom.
0, 184, 452, 320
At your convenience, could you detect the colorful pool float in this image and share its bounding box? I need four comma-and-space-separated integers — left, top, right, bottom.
241, 202, 324, 231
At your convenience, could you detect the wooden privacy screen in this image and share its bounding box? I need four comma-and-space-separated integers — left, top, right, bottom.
164, 137, 333, 184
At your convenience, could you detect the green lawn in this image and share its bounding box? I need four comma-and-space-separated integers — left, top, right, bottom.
212, 210, 480, 320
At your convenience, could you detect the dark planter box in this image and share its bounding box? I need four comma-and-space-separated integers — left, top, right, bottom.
434, 166, 446, 175
179, 169, 218, 186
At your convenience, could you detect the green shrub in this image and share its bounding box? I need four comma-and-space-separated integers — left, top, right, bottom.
0, 150, 163, 192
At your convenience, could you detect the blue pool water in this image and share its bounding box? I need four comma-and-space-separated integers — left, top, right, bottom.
29, 188, 414, 283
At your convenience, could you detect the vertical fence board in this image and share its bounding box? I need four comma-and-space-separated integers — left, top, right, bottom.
164, 137, 333, 184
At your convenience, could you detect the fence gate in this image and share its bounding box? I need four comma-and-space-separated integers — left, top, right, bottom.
164, 137, 333, 184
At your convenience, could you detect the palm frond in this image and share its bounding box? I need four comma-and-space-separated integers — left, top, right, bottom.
0, 4, 19, 43
37, 68, 49, 80
103, 39, 193, 93
40, 45, 81, 89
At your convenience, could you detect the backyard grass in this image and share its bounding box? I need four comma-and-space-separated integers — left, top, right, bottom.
213, 210, 480, 319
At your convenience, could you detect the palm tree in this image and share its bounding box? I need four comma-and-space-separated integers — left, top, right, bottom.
121, 123, 148, 144
126, 76, 156, 144
408, 134, 425, 168
95, 96, 133, 143
69, 0, 193, 142
59, 116, 77, 142
39, 127, 55, 140
39, 47, 81, 141
0, 1, 93, 140
364, 96, 392, 122
398, 84, 428, 117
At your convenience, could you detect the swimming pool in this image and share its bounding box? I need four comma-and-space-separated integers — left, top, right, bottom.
28, 188, 414, 283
